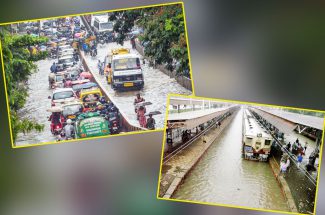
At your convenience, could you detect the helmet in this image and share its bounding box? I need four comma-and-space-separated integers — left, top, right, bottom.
99, 96, 106, 104
67, 119, 72, 124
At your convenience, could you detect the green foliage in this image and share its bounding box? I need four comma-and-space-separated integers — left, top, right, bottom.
0, 28, 47, 142
109, 4, 190, 78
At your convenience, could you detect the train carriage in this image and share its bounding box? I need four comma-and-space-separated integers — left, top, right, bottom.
242, 109, 273, 161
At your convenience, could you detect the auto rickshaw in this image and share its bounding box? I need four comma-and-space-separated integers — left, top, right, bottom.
75, 112, 110, 138
79, 88, 102, 108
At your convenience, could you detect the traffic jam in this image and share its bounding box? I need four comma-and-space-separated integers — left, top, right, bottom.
44, 16, 155, 142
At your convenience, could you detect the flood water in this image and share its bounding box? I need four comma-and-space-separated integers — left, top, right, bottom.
172, 108, 289, 212
16, 59, 57, 146
15, 40, 191, 146
83, 42, 191, 128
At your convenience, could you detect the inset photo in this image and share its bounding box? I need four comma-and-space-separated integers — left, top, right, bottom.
0, 2, 193, 147
158, 95, 325, 215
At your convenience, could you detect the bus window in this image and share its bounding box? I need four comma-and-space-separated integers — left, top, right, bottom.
94, 21, 99, 30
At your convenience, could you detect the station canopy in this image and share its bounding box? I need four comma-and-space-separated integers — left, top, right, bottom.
251, 107, 324, 133
168, 106, 235, 130
169, 97, 224, 106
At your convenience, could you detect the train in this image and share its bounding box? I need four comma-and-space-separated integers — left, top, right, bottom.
242, 108, 273, 161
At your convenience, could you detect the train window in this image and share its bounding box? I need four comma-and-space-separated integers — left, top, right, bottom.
265, 140, 271, 145
246, 137, 253, 142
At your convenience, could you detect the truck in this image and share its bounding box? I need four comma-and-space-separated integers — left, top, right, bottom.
106, 48, 144, 91
92, 16, 114, 35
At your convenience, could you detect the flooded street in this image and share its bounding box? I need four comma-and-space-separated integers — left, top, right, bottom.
83, 41, 191, 128
172, 108, 289, 211
16, 59, 57, 146
15, 41, 191, 146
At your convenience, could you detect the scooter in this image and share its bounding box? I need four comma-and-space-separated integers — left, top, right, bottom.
57, 129, 75, 141
51, 122, 63, 135
108, 111, 120, 134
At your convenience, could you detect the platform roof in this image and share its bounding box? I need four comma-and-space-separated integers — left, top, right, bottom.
168, 106, 235, 129
251, 107, 324, 131
169, 97, 227, 106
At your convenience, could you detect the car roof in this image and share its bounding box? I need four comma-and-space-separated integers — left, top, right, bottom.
53, 88, 74, 93
80, 87, 101, 94
59, 48, 74, 52
55, 72, 66, 75
58, 55, 74, 60
58, 44, 71, 47
94, 16, 109, 22
60, 101, 82, 107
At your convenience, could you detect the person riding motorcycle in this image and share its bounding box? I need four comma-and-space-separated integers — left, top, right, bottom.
96, 103, 106, 114
50, 62, 58, 73
49, 112, 64, 133
99, 96, 107, 105
63, 119, 75, 139
82, 103, 93, 113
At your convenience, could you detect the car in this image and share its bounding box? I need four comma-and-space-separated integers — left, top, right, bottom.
52, 71, 66, 88
49, 88, 79, 106
58, 55, 76, 69
58, 48, 74, 57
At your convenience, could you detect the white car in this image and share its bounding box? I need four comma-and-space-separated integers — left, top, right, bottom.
49, 88, 79, 106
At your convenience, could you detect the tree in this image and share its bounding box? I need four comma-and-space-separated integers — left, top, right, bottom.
109, 4, 190, 78
0, 27, 48, 143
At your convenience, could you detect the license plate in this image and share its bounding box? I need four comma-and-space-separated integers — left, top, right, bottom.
68, 115, 76, 119
113, 127, 117, 129
124, 82, 134, 87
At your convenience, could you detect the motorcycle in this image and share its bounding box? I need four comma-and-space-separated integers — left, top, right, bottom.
108, 111, 120, 134
51, 122, 63, 135
57, 129, 75, 141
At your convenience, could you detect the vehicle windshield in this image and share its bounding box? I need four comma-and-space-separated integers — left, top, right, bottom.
63, 104, 82, 116
53, 91, 74, 100
82, 93, 101, 102
55, 75, 64, 82
113, 58, 140, 71
59, 58, 74, 64
100, 22, 113, 30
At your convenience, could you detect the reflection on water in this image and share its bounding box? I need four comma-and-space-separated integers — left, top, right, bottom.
173, 108, 289, 212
